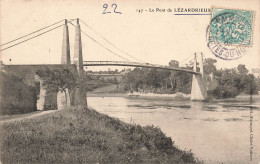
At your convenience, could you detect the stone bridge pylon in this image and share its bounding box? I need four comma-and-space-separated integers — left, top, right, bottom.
61, 18, 87, 107
191, 53, 208, 101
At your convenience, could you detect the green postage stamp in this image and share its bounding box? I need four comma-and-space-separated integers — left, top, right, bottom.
209, 8, 254, 46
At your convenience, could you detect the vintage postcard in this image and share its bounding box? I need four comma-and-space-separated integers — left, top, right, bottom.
0, 0, 259, 164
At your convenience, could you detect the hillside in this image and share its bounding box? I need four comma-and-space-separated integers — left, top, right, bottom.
0, 107, 200, 164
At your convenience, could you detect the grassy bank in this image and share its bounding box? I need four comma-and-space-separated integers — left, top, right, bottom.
0, 107, 200, 164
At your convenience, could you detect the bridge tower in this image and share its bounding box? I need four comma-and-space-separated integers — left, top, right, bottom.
57, 19, 72, 109
61, 19, 71, 64
73, 18, 87, 106
191, 53, 208, 101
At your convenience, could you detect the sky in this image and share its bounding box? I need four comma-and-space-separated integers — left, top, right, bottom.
0, 0, 259, 71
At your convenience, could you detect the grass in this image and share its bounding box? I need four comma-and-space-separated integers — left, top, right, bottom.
0, 107, 200, 164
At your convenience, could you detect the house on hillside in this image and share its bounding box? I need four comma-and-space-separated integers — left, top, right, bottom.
169, 60, 179, 68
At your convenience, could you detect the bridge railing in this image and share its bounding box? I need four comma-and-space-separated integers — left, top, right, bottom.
82, 61, 201, 75
83, 61, 148, 65
83, 61, 170, 68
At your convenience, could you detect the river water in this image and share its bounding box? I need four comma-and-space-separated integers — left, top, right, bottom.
87, 94, 260, 164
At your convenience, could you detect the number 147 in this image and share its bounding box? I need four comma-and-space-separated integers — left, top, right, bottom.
103, 3, 122, 14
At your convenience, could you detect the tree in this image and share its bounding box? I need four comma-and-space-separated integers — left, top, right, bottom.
169, 71, 176, 90
204, 58, 217, 75
113, 77, 118, 84
36, 68, 77, 105
237, 64, 249, 74
211, 67, 258, 99
244, 74, 258, 95
146, 69, 161, 88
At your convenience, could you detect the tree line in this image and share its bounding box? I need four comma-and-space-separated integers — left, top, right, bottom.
120, 67, 192, 94
119, 58, 259, 98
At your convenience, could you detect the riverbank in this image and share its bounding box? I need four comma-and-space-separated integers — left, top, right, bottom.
87, 84, 190, 99
87, 87, 191, 100
0, 107, 201, 164
88, 89, 259, 103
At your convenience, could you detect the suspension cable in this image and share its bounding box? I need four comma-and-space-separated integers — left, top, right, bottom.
0, 19, 65, 47
0, 20, 76, 52
179, 54, 194, 64
69, 22, 130, 61
79, 19, 143, 62
1, 24, 63, 51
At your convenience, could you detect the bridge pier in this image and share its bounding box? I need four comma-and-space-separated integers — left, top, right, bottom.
73, 18, 87, 107
191, 53, 208, 101
57, 89, 71, 109
37, 78, 46, 110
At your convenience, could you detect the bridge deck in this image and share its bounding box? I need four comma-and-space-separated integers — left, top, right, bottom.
83, 61, 201, 75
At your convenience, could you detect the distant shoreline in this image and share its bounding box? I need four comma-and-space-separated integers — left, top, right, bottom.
87, 92, 191, 99
87, 92, 259, 103
87, 93, 128, 97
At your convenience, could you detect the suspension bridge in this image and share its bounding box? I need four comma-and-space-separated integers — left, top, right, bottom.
83, 61, 201, 75
0, 18, 208, 109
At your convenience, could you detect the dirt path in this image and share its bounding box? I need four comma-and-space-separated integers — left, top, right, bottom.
0, 110, 58, 124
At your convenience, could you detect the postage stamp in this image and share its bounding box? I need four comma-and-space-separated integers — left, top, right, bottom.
209, 8, 254, 47
207, 7, 255, 60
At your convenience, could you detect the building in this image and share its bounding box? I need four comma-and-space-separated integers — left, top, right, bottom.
169, 60, 179, 68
